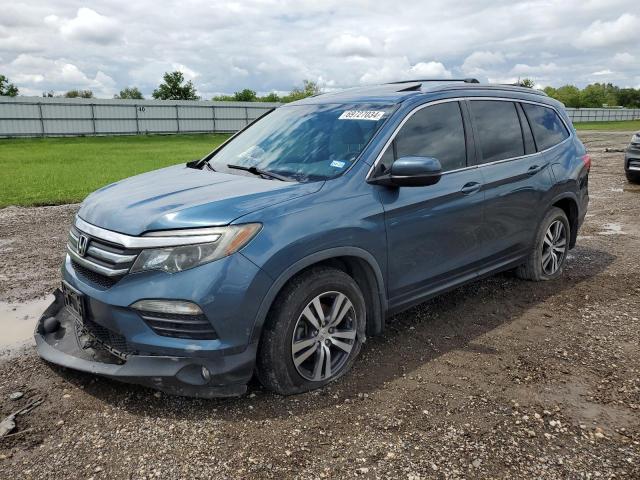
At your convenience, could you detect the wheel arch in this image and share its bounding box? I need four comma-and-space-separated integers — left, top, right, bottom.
248, 247, 387, 344
550, 193, 579, 249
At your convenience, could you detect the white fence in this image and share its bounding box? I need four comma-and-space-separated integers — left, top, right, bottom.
1, 96, 639, 137
0, 96, 279, 137
566, 108, 640, 123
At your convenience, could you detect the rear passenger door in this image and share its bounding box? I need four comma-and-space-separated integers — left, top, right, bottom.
468, 99, 555, 264
375, 100, 485, 309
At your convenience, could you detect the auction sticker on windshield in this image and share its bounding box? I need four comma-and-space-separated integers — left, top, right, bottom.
338, 110, 386, 121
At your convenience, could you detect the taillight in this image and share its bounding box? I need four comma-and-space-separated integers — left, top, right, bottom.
582, 154, 591, 171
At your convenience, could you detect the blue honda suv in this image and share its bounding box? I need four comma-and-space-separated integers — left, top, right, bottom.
36, 79, 590, 397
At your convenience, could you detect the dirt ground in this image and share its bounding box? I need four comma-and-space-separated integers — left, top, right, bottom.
1, 131, 639, 479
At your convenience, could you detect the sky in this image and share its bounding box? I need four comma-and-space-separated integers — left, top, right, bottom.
1, 0, 639, 99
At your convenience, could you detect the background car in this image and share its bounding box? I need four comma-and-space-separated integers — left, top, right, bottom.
625, 131, 640, 183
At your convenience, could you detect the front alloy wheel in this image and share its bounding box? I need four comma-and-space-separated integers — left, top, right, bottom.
291, 291, 357, 381
257, 267, 365, 395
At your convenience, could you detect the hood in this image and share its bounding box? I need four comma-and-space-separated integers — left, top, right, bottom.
78, 164, 323, 235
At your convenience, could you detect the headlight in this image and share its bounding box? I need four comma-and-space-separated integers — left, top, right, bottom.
632, 133, 640, 143
130, 223, 261, 273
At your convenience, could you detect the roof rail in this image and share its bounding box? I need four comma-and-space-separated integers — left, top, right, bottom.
387, 78, 480, 85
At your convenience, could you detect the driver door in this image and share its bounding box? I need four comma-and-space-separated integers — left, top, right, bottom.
374, 100, 485, 311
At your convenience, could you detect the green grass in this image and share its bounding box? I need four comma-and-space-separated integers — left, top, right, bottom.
2, 121, 638, 207
574, 119, 640, 131
0, 133, 230, 207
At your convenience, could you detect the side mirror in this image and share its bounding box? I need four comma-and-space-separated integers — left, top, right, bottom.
369, 156, 443, 187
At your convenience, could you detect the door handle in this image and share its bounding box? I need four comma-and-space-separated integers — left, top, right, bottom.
527, 165, 543, 175
460, 182, 482, 195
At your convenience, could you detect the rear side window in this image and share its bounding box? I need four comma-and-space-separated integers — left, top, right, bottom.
392, 101, 467, 172
469, 100, 524, 163
522, 103, 570, 151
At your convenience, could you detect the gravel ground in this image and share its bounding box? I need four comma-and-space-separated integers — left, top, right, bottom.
1, 131, 639, 479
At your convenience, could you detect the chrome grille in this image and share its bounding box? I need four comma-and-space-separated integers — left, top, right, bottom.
629, 159, 640, 171
136, 310, 218, 340
67, 226, 140, 286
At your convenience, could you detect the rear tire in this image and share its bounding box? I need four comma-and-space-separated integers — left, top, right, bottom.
516, 207, 570, 281
256, 267, 366, 395
626, 170, 640, 184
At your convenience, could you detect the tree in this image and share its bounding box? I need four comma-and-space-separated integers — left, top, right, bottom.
549, 85, 581, 108
64, 89, 94, 98
42, 90, 55, 98
281, 80, 322, 103
542, 82, 640, 108
580, 83, 608, 108
152, 71, 199, 100
115, 87, 144, 99
0, 74, 19, 96
232, 89, 258, 102
211, 94, 235, 101
213, 90, 281, 102
260, 92, 280, 102
618, 88, 640, 108
519, 78, 535, 88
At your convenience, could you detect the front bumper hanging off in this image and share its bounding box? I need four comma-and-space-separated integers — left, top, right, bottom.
34, 289, 255, 398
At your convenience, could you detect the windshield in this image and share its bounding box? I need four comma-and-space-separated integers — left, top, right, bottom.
208, 103, 395, 182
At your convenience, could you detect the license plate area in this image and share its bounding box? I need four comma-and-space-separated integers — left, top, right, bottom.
62, 281, 85, 322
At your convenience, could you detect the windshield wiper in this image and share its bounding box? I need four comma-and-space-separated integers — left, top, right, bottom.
227, 164, 292, 182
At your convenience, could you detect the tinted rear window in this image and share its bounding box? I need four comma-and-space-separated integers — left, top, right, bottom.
522, 103, 570, 151
469, 100, 524, 163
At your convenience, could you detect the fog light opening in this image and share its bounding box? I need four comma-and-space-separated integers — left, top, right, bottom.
201, 366, 211, 382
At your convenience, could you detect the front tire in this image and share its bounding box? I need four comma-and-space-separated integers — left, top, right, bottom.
256, 267, 366, 395
626, 170, 640, 184
516, 207, 570, 281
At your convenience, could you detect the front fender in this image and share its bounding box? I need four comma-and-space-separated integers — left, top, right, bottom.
245, 246, 387, 343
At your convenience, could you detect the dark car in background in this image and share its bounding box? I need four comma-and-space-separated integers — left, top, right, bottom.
625, 131, 640, 183
36, 79, 590, 398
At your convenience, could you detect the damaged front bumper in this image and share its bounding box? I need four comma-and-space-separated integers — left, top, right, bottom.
34, 289, 256, 398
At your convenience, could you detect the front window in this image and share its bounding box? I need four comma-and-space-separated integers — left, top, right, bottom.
377, 101, 467, 174
208, 104, 395, 182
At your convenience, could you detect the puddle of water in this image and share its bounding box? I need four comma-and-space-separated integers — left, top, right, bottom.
597, 223, 626, 235
0, 295, 54, 352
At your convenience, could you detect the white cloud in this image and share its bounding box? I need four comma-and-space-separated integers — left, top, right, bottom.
510, 62, 560, 76
612, 52, 636, 67
462, 51, 506, 75
6, 54, 116, 96
0, 0, 639, 98
46, 8, 122, 45
360, 58, 451, 84
575, 13, 639, 48
592, 69, 614, 76
328, 34, 375, 57
172, 64, 199, 81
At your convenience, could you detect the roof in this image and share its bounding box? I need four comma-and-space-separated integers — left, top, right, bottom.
291, 80, 549, 106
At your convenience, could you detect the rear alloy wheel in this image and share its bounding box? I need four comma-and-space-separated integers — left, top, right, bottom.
541, 219, 567, 276
516, 207, 570, 281
257, 267, 365, 395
